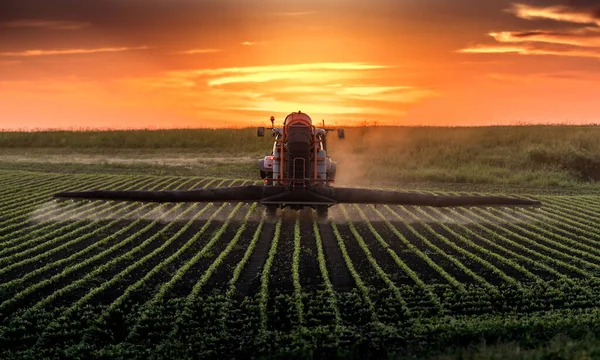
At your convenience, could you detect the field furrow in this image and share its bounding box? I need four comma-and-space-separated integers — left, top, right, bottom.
477, 205, 598, 270
386, 205, 496, 290
0, 176, 180, 264
259, 219, 282, 332
489, 207, 600, 262
317, 221, 354, 290
0, 175, 125, 235
457, 208, 594, 280
0, 179, 210, 298
426, 207, 543, 283
443, 207, 572, 281
185, 202, 259, 299
0, 173, 117, 213
235, 221, 277, 296
0, 179, 199, 314
312, 220, 343, 325
292, 217, 305, 324
330, 220, 378, 322
470, 207, 600, 276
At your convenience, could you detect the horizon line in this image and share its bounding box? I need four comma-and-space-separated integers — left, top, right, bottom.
2, 122, 600, 133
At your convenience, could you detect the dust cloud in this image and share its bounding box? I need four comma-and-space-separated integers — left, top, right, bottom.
328, 129, 369, 187
29, 201, 196, 224
323, 204, 537, 226
327, 127, 407, 188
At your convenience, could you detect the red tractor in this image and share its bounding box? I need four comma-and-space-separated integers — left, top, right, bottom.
257, 111, 343, 218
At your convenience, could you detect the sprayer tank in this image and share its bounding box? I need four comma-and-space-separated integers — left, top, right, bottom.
317, 149, 327, 182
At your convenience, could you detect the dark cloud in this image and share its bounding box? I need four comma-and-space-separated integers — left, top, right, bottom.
0, 0, 293, 51
567, 0, 600, 7
511, 1, 600, 20
2, 20, 90, 30
461, 0, 600, 60
0, 0, 517, 56
567, 0, 600, 20
556, 0, 600, 20
0, 0, 326, 30
1, 0, 236, 23
507, 28, 600, 37
511, 30, 553, 37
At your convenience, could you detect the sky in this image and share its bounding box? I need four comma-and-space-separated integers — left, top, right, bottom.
1, 0, 600, 129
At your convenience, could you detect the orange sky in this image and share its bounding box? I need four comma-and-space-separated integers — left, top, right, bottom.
1, 0, 599, 129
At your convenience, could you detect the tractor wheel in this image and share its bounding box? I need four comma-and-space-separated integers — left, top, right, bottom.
327, 162, 337, 186
316, 206, 329, 221
265, 205, 278, 220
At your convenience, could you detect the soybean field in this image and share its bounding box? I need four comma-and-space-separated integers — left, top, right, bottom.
2, 169, 600, 359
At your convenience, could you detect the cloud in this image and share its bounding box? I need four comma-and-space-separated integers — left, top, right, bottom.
241, 41, 268, 46
178, 48, 222, 54
198, 63, 390, 86
249, 84, 434, 103
1, 20, 90, 30
175, 62, 390, 77
509, 3, 600, 25
489, 28, 600, 47
486, 70, 600, 82
459, 44, 600, 58
0, 46, 148, 57
459, 45, 531, 54
337, 85, 414, 96
206, 71, 362, 86
125, 62, 431, 121
135, 62, 391, 90
461, 2, 600, 59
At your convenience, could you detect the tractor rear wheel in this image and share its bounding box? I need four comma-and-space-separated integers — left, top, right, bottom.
265, 205, 278, 220
316, 206, 329, 221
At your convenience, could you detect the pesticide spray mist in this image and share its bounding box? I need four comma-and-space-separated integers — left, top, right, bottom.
29, 200, 261, 225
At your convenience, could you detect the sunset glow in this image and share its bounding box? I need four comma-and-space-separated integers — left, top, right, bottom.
1, 0, 600, 129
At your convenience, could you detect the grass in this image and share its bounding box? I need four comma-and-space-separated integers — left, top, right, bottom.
327, 125, 600, 188
2, 125, 600, 189
0, 128, 273, 152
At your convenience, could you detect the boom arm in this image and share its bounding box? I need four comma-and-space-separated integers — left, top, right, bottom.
54, 186, 541, 207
